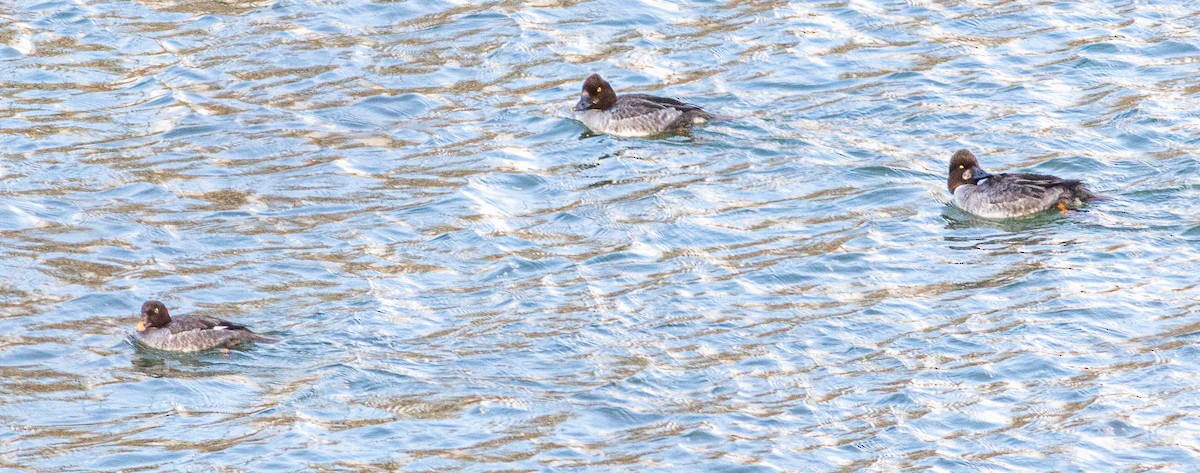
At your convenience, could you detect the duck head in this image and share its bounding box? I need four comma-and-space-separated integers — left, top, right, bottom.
948, 149, 992, 193
574, 73, 618, 112
138, 300, 172, 332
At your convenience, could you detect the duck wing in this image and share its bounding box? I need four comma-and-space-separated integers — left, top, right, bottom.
983, 173, 1058, 201
988, 172, 1094, 204
621, 94, 703, 111
167, 314, 252, 334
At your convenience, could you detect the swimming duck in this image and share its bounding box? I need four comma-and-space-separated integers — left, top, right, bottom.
947, 149, 1099, 219
134, 300, 274, 352
572, 73, 719, 136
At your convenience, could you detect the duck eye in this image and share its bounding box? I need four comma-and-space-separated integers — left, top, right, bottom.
958, 165, 964, 169
596, 87, 601, 93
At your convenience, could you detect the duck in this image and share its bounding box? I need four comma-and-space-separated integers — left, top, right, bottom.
572, 73, 719, 137
133, 300, 275, 352
947, 149, 1100, 219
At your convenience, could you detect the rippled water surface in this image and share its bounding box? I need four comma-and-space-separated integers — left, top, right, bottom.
3, 0, 1200, 470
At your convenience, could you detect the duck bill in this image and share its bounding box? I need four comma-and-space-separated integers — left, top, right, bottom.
573, 93, 592, 112
136, 318, 147, 332
971, 167, 992, 180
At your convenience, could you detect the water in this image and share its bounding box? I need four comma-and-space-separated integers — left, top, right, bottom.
2, 0, 1199, 470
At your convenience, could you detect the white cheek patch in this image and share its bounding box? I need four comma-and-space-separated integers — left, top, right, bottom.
962, 170, 972, 180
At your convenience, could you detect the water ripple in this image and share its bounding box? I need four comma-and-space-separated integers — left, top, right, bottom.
1, 0, 1199, 470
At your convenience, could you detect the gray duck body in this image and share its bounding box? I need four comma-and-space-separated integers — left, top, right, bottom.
134, 300, 273, 352
572, 74, 717, 137
947, 149, 1098, 219
573, 94, 714, 137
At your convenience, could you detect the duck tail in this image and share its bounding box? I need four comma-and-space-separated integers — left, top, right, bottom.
704, 111, 735, 121
1077, 184, 1108, 202
249, 333, 279, 344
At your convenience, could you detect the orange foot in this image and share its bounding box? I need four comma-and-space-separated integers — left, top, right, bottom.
1057, 202, 1069, 215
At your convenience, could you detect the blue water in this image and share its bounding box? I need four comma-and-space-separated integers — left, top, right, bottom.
2, 0, 1199, 470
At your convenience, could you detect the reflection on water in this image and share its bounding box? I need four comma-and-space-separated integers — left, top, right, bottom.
2, 0, 1200, 470
130, 349, 241, 379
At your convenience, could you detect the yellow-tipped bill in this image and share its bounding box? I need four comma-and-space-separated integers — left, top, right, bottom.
136, 319, 146, 332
